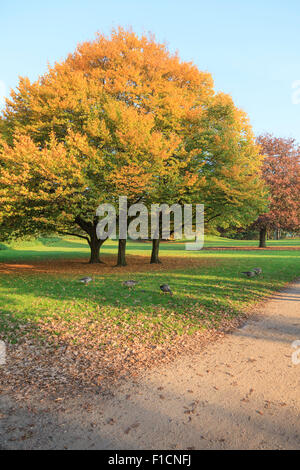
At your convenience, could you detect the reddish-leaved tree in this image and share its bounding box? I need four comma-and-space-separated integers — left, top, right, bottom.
254, 134, 300, 247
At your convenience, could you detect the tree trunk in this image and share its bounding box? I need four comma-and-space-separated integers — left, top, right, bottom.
74, 215, 106, 264
259, 227, 267, 248
150, 238, 161, 264
88, 235, 105, 264
276, 228, 281, 240
117, 239, 127, 266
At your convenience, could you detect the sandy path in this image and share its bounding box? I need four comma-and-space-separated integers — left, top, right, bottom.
1, 280, 300, 450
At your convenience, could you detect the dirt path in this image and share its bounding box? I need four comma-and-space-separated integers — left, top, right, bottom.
1, 280, 300, 450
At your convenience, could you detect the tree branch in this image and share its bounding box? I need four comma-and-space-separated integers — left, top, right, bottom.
57, 231, 89, 242
206, 213, 222, 222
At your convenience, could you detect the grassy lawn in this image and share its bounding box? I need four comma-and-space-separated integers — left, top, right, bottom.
0, 236, 300, 347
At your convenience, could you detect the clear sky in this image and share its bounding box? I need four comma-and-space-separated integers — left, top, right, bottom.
1, 0, 299, 140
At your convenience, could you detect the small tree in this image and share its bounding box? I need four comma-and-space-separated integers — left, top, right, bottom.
253, 134, 300, 247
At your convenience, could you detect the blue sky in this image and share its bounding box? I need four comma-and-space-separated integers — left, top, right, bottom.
1, 0, 299, 140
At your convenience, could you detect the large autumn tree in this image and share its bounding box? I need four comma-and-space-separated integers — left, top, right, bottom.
0, 28, 213, 263
0, 28, 266, 263
252, 134, 300, 247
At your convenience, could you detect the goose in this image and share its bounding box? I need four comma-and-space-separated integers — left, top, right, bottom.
160, 284, 173, 295
78, 276, 93, 285
253, 267, 262, 275
241, 271, 255, 278
123, 280, 138, 287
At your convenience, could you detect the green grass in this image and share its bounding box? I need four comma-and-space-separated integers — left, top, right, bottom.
0, 236, 299, 347
0, 234, 300, 261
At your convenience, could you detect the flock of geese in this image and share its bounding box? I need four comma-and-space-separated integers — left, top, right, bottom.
78, 276, 173, 295
78, 268, 262, 294
79, 276, 173, 294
